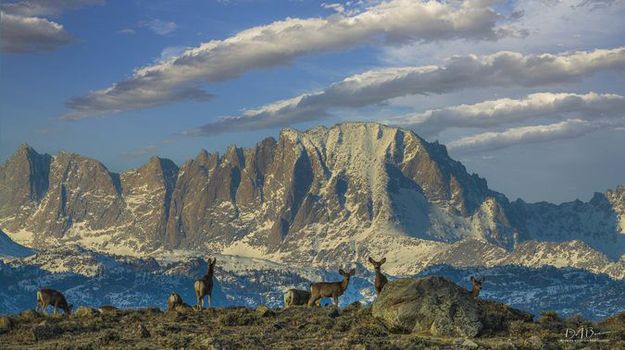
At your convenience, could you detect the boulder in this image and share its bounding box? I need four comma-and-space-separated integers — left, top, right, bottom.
372, 276, 531, 338
74, 306, 98, 317
255, 305, 274, 317
0, 316, 14, 334
372, 276, 482, 337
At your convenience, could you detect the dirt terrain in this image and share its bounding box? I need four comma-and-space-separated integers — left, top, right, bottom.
1, 303, 624, 350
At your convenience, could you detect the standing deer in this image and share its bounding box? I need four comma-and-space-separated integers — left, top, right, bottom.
368, 257, 388, 296
283, 289, 320, 308
36, 288, 72, 315
470, 276, 485, 299
308, 268, 356, 307
194, 257, 216, 310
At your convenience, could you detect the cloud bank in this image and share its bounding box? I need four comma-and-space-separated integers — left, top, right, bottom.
184, 46, 625, 136
448, 118, 625, 153
0, 0, 102, 53
0, 11, 71, 53
390, 92, 625, 135
64, 0, 512, 119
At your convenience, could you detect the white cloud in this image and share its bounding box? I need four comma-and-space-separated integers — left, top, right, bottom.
159, 46, 189, 62
0, 0, 102, 53
0, 0, 103, 17
141, 19, 177, 36
184, 46, 625, 136
447, 118, 625, 153
389, 92, 625, 135
117, 28, 135, 35
64, 0, 513, 119
382, 0, 625, 66
0, 11, 71, 53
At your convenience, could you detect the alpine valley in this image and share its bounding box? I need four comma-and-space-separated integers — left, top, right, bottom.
1, 122, 624, 319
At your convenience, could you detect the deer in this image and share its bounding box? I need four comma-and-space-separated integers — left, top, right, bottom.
470, 276, 485, 299
194, 257, 216, 310
167, 292, 192, 311
284, 289, 320, 308
308, 268, 356, 307
368, 257, 388, 296
36, 288, 72, 315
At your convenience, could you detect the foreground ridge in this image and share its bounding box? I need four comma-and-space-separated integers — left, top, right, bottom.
1, 276, 624, 349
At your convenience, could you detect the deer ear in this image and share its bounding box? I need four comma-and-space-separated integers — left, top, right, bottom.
380, 257, 386, 264
480, 276, 485, 283
470, 276, 475, 282
212, 258, 217, 265
350, 268, 356, 276
339, 269, 345, 275
368, 257, 375, 264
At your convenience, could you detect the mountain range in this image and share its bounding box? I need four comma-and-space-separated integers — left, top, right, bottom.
1, 122, 624, 279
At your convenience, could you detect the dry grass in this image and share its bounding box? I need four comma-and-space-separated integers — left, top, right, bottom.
0, 304, 623, 349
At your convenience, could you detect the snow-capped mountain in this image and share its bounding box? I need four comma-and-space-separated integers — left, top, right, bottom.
1, 122, 624, 279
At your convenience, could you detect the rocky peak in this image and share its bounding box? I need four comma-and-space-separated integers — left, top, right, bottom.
0, 145, 51, 231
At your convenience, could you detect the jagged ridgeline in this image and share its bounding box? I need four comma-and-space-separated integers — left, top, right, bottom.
1, 122, 624, 278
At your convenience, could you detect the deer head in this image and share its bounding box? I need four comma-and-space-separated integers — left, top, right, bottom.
207, 257, 217, 275
470, 276, 485, 298
368, 257, 386, 271
338, 268, 356, 288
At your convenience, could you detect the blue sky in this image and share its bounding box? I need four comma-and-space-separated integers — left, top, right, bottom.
1, 0, 624, 203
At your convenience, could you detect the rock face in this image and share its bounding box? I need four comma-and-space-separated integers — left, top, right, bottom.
371, 276, 531, 338
1, 122, 624, 277
372, 277, 482, 337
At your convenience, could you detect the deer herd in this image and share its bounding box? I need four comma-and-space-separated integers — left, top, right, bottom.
33, 256, 486, 316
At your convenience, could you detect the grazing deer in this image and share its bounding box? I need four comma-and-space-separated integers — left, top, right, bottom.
368, 257, 388, 296
36, 288, 72, 315
194, 257, 216, 310
308, 268, 356, 307
470, 276, 485, 299
284, 289, 320, 308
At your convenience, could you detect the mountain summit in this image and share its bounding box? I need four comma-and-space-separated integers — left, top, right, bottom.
1, 123, 624, 277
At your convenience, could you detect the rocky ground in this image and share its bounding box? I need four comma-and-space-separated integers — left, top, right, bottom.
1, 277, 624, 349
1, 304, 624, 349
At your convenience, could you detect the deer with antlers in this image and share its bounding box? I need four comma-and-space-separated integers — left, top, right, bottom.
194, 257, 216, 310
368, 257, 388, 296
308, 268, 356, 307
470, 276, 485, 299
36, 288, 72, 315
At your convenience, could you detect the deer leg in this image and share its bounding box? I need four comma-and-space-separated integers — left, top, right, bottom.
333, 295, 339, 306
307, 295, 317, 307
54, 301, 58, 315
207, 295, 212, 308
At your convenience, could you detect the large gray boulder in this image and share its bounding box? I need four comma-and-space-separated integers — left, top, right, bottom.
372, 276, 488, 338
372, 276, 533, 338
